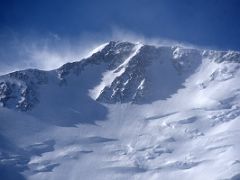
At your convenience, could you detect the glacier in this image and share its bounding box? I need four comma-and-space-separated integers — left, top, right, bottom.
0, 41, 240, 180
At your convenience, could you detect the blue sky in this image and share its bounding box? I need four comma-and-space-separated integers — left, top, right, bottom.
0, 0, 240, 74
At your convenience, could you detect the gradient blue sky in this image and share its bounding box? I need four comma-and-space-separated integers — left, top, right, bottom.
0, 0, 240, 74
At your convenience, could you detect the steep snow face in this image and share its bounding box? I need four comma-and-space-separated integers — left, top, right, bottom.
96, 45, 202, 103
0, 41, 240, 180
89, 42, 143, 100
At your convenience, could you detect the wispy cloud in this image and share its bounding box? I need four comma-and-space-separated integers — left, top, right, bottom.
0, 28, 204, 75
0, 31, 108, 75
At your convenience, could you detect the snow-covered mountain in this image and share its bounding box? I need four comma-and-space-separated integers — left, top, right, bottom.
0, 41, 240, 180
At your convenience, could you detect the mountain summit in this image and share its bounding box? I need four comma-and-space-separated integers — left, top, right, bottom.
0, 41, 240, 180
1, 41, 239, 110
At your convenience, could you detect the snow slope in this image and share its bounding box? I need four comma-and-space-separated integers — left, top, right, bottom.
0, 41, 240, 180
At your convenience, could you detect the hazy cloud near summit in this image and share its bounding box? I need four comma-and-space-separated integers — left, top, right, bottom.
0, 28, 200, 75
0, 31, 107, 75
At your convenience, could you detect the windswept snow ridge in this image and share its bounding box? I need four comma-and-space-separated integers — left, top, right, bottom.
0, 41, 240, 180
86, 42, 109, 58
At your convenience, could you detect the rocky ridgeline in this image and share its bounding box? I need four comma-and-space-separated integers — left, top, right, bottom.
56, 41, 135, 80
0, 41, 239, 111
0, 69, 48, 111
